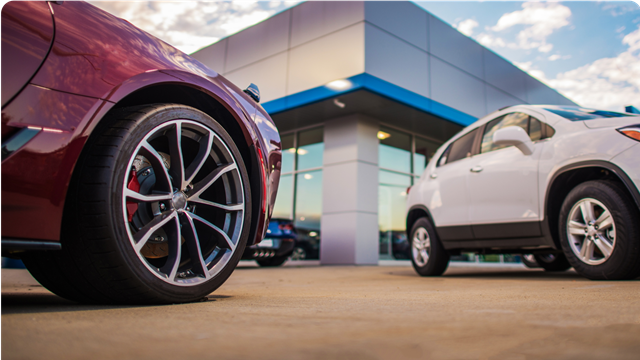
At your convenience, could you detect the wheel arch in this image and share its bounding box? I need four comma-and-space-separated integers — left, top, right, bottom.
406, 205, 436, 239
543, 160, 640, 249
69, 72, 266, 247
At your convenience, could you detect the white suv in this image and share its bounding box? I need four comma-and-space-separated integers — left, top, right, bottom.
406, 105, 640, 280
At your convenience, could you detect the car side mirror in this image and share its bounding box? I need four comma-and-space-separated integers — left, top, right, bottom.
493, 126, 534, 155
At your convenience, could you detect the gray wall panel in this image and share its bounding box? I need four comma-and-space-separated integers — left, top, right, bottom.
364, 1, 427, 51
431, 56, 487, 117
526, 76, 564, 104
224, 52, 288, 103
226, 11, 290, 73
291, 1, 364, 48
365, 24, 429, 98
191, 39, 227, 74
429, 15, 484, 80
483, 49, 527, 102
288, 23, 365, 95
486, 85, 525, 114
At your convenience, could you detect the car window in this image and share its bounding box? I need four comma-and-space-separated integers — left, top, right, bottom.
442, 128, 479, 165
545, 107, 633, 121
529, 117, 542, 141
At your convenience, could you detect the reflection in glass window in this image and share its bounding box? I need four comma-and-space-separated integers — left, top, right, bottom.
297, 128, 323, 171
447, 128, 478, 163
529, 117, 542, 141
545, 107, 632, 121
272, 174, 292, 219
413, 137, 440, 175
294, 171, 323, 232
481, 112, 529, 154
379, 170, 411, 187
378, 183, 409, 258
379, 127, 411, 173
280, 134, 294, 174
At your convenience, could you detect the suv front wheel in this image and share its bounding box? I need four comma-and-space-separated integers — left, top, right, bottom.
559, 180, 640, 280
410, 217, 450, 276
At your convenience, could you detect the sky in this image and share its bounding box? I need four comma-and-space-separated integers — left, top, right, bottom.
90, 1, 640, 111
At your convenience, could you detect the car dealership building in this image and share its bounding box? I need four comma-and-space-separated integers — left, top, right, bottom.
192, 1, 576, 265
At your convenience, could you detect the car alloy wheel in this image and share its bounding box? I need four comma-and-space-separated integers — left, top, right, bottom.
412, 227, 431, 267
123, 119, 245, 285
566, 198, 615, 266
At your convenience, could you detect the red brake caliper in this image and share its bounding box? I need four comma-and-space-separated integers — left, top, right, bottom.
126, 167, 140, 222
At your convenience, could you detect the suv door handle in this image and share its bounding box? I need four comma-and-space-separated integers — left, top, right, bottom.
470, 166, 483, 173
430, 173, 438, 179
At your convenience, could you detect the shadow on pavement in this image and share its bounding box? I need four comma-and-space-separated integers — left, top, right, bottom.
387, 267, 595, 281
2, 292, 230, 316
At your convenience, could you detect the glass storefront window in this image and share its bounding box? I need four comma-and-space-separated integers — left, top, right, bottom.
281, 134, 294, 174
379, 127, 411, 173
413, 137, 440, 176
297, 128, 323, 171
272, 174, 292, 219
378, 180, 410, 259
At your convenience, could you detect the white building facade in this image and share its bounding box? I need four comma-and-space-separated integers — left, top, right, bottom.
192, 1, 576, 265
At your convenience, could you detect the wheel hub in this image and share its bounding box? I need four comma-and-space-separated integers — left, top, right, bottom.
172, 191, 188, 210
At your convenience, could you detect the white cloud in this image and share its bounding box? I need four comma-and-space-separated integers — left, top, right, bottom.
520, 26, 640, 110
90, 1, 301, 54
548, 54, 561, 61
489, 2, 571, 53
454, 19, 479, 36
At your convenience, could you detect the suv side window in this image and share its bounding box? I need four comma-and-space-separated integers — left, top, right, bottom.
437, 128, 479, 166
480, 112, 551, 154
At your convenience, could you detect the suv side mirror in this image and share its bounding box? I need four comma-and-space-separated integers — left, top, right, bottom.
493, 126, 534, 155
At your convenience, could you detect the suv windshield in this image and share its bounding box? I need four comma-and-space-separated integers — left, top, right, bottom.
545, 107, 633, 121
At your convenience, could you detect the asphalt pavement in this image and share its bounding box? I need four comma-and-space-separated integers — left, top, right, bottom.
3, 262, 640, 359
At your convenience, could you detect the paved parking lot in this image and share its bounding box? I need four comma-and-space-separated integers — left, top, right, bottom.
3, 263, 639, 360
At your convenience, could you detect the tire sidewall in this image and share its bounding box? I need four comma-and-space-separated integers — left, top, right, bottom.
106, 105, 252, 301
409, 217, 448, 276
559, 181, 635, 280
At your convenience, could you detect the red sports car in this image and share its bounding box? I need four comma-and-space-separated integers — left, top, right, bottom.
1, 1, 281, 304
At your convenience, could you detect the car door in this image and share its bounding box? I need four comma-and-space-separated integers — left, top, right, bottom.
467, 112, 549, 239
426, 127, 481, 240
1, 1, 54, 107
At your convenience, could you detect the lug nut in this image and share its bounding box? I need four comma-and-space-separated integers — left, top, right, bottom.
143, 169, 151, 176
160, 203, 166, 211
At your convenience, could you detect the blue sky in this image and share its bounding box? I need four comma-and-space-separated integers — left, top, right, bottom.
92, 1, 640, 111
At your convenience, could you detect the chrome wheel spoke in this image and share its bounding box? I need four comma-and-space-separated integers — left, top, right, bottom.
184, 128, 214, 186
181, 213, 211, 279
579, 239, 594, 262
139, 141, 172, 192
133, 211, 177, 252
568, 220, 586, 235
593, 236, 613, 258
580, 201, 596, 223
188, 198, 243, 211
167, 122, 186, 190
595, 210, 613, 230
124, 188, 172, 203
159, 216, 182, 281
189, 212, 235, 251
188, 163, 237, 200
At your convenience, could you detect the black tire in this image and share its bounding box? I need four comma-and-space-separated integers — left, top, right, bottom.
22, 104, 252, 304
256, 256, 288, 267
410, 217, 449, 276
533, 253, 571, 272
521, 254, 540, 268
559, 180, 640, 280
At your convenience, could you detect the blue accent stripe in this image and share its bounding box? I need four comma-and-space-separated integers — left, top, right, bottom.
262, 73, 477, 126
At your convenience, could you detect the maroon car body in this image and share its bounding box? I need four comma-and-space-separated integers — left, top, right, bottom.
2, 1, 281, 249
0, 0, 280, 251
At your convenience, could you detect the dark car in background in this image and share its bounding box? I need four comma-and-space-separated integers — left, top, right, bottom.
243, 218, 296, 266
1, 1, 281, 304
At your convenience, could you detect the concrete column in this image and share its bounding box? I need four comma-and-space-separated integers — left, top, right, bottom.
320, 114, 379, 265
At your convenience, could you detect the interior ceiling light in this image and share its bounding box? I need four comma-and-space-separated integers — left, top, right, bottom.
377, 131, 391, 140
297, 148, 308, 155
304, 173, 313, 180
333, 99, 346, 108
326, 79, 352, 90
